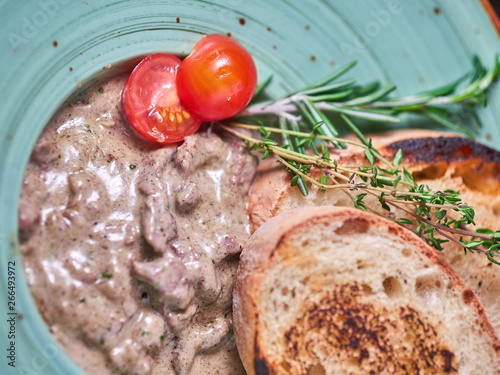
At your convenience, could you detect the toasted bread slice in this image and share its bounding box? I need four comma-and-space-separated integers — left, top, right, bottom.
234, 206, 500, 374
248, 130, 461, 231
248, 130, 500, 334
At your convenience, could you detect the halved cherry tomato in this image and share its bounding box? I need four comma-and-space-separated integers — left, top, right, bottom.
122, 53, 202, 143
176, 34, 257, 122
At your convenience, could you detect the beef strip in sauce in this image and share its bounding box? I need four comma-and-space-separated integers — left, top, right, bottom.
19, 75, 256, 375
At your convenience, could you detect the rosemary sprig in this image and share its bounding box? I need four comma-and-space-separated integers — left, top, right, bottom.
222, 55, 500, 264
241, 55, 500, 136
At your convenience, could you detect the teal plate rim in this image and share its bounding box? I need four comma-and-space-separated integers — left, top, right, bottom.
0, 1, 499, 374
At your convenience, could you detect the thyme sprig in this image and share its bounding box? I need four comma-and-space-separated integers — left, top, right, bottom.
222, 55, 500, 264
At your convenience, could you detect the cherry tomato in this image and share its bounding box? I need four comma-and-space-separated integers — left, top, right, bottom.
176, 34, 257, 122
122, 53, 202, 143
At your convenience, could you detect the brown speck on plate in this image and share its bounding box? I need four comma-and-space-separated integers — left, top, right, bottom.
53, 41, 58, 47
434, 6, 441, 15
176, 17, 180, 23
239, 17, 246, 26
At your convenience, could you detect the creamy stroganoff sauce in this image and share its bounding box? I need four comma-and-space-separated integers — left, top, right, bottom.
19, 75, 256, 374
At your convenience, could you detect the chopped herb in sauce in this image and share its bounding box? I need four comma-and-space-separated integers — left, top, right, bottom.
101, 273, 113, 279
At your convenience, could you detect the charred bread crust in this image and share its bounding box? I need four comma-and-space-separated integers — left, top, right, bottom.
234, 207, 500, 375
381, 135, 500, 165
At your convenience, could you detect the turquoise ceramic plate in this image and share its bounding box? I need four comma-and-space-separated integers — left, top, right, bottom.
1, 1, 499, 373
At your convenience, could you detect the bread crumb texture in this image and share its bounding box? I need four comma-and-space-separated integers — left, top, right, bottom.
236, 207, 500, 375
282, 283, 456, 374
